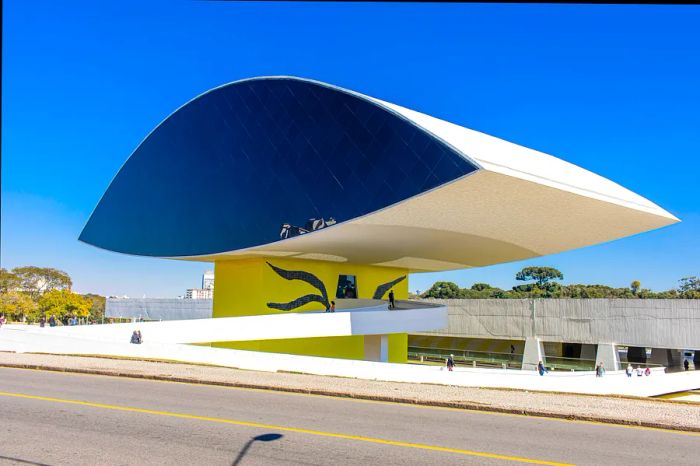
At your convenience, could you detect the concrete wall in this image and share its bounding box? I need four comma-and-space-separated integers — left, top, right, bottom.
416, 299, 700, 349
106, 298, 213, 321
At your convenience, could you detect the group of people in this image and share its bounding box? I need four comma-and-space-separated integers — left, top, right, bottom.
38, 315, 58, 327
130, 330, 143, 344
625, 364, 652, 377
536, 361, 653, 378
38, 314, 84, 327
595, 362, 606, 377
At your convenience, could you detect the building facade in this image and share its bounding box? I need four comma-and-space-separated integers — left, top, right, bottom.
413, 298, 700, 370
185, 288, 213, 300
80, 76, 678, 364
202, 270, 214, 290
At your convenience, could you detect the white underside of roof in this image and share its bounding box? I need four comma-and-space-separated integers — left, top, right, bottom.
182, 170, 677, 271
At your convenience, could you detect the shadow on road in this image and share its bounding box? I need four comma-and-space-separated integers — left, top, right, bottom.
0, 455, 51, 466
231, 433, 284, 466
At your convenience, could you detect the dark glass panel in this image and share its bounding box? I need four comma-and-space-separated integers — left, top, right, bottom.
80, 78, 478, 256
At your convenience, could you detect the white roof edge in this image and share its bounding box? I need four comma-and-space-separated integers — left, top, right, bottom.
366, 97, 678, 222
263, 76, 676, 222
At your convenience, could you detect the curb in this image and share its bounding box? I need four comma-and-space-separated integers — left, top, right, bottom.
2, 362, 698, 434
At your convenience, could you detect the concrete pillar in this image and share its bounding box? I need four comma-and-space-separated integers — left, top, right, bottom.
364, 335, 388, 362
649, 348, 678, 368
580, 344, 596, 362
595, 343, 620, 371
521, 337, 545, 371
627, 346, 647, 364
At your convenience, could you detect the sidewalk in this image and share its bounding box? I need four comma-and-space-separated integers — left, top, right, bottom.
1, 352, 698, 432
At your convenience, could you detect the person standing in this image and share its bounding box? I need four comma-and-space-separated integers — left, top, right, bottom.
48, 314, 57, 327
596, 362, 605, 377
388, 290, 395, 310
684, 359, 690, 371
626, 363, 633, 378
330, 301, 336, 312
538, 360, 546, 376
446, 354, 455, 372
39, 315, 46, 328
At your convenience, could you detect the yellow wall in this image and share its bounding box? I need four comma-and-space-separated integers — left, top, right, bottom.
213, 257, 408, 362
216, 335, 365, 360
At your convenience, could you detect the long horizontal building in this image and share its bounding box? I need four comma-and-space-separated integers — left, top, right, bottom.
412, 298, 700, 370
81, 76, 678, 364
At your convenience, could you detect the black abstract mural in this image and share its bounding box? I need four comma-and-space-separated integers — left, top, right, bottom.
266, 262, 330, 311
372, 275, 407, 300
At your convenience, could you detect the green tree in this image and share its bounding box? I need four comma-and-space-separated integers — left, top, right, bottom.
423, 281, 461, 299
83, 293, 106, 321
515, 266, 564, 287
471, 283, 492, 291
630, 280, 641, 295
37, 289, 92, 320
12, 266, 72, 300
0, 291, 37, 322
0, 268, 21, 293
678, 276, 700, 293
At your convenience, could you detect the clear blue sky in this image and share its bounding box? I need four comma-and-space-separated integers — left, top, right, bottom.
2, 1, 699, 297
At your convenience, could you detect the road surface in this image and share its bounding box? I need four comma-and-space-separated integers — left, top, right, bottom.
0, 367, 696, 465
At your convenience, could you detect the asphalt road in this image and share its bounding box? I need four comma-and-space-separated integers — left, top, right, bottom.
0, 367, 697, 466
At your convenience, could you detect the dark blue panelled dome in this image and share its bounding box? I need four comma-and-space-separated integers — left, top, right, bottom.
79, 76, 478, 257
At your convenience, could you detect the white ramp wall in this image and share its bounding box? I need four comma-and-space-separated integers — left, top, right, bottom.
42, 305, 448, 344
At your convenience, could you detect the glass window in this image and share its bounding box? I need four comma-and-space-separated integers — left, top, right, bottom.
336, 275, 358, 299
81, 78, 478, 257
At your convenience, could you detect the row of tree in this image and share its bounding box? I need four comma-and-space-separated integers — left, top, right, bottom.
0, 267, 105, 323
421, 266, 700, 299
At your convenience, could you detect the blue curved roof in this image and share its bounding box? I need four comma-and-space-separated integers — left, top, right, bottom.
79, 77, 478, 257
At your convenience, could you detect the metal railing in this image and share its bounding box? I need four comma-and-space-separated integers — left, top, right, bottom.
408, 346, 667, 371
408, 346, 522, 369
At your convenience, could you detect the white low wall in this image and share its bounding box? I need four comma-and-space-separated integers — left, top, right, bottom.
36, 305, 447, 344
2, 324, 698, 397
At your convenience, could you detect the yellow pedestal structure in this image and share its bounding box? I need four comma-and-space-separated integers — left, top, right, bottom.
213, 257, 408, 362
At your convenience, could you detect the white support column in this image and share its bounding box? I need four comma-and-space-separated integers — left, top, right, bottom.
595, 343, 620, 371
364, 334, 389, 362
521, 337, 545, 371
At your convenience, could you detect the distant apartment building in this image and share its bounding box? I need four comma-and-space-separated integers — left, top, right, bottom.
184, 271, 214, 299
185, 287, 213, 300
202, 270, 214, 289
